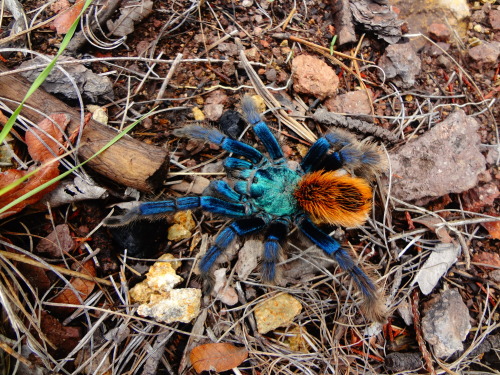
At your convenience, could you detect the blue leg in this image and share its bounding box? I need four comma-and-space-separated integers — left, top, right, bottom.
242, 96, 284, 161
297, 216, 378, 304
173, 125, 263, 163
262, 220, 289, 282
104, 196, 248, 226
199, 218, 266, 283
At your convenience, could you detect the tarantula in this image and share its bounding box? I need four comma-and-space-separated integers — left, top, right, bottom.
106, 97, 386, 322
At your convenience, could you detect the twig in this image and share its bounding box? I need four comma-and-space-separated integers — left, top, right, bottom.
411, 289, 436, 375
281, 7, 296, 31
154, 53, 183, 107
0, 250, 113, 286
66, 0, 123, 53
239, 50, 317, 143
312, 108, 399, 143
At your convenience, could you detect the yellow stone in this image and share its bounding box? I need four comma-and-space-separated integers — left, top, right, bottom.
254, 293, 302, 334
251, 95, 267, 114
192, 107, 205, 121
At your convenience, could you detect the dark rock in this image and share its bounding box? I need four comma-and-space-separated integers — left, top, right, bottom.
20, 56, 114, 102
350, 0, 403, 44
219, 110, 246, 138
330, 0, 357, 45
490, 9, 500, 30
378, 43, 421, 88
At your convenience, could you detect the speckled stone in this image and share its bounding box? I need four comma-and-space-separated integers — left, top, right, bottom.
254, 293, 302, 334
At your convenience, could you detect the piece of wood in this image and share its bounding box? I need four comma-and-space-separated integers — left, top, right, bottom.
0, 62, 169, 192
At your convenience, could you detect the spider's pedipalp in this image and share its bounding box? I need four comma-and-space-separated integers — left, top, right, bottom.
326, 129, 386, 180
262, 220, 289, 282
174, 125, 263, 163
224, 157, 253, 171
297, 216, 386, 323
203, 180, 241, 202
301, 137, 332, 173
199, 218, 266, 283
242, 96, 284, 161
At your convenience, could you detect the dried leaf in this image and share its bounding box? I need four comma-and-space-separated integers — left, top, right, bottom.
39, 311, 82, 357
106, 0, 153, 37
0, 114, 69, 218
49, 260, 96, 315
0, 162, 60, 219
413, 216, 453, 243
52, 0, 85, 34
36, 224, 74, 257
190, 343, 248, 373
25, 113, 70, 162
482, 220, 500, 240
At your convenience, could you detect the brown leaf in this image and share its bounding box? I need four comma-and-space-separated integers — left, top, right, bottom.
36, 224, 74, 257
482, 220, 500, 240
190, 343, 248, 373
25, 113, 70, 162
49, 260, 96, 316
52, 0, 85, 34
413, 216, 453, 243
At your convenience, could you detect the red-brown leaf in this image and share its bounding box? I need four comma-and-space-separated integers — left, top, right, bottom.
482, 220, 500, 240
472, 251, 500, 270
25, 113, 70, 162
190, 343, 248, 373
0, 162, 60, 219
52, 0, 85, 34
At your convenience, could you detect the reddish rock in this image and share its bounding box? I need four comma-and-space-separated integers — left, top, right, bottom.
291, 55, 339, 100
468, 41, 500, 67
324, 90, 372, 115
489, 9, 500, 30
428, 23, 451, 42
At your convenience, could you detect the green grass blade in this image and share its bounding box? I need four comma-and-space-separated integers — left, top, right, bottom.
0, 110, 153, 215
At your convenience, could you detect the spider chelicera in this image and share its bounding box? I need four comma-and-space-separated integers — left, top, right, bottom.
106, 97, 386, 322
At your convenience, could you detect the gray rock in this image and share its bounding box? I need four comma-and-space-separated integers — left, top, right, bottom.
378, 43, 421, 88
389, 110, 486, 201
20, 56, 114, 102
422, 289, 471, 358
